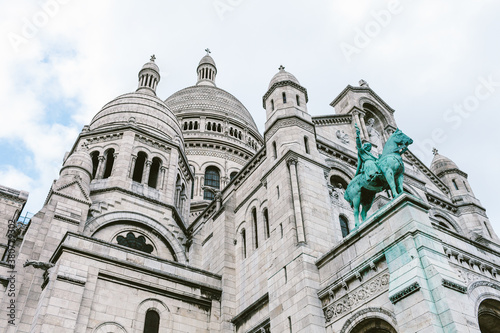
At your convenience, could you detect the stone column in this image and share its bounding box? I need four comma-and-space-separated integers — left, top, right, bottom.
111, 152, 119, 177
96, 155, 105, 179
287, 157, 305, 244
128, 155, 137, 178
160, 166, 168, 190
142, 160, 151, 185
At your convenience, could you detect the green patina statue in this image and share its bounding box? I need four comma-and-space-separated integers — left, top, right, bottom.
344, 124, 413, 227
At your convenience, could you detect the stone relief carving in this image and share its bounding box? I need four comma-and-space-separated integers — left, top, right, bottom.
323, 273, 389, 323
336, 130, 350, 144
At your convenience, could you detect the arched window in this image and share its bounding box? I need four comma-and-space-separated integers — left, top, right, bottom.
452, 179, 459, 190
189, 121, 193, 130
238, 131, 242, 140
133, 152, 147, 182
340, 215, 349, 238
463, 181, 469, 192
194, 121, 198, 130
304, 136, 310, 154
263, 209, 270, 239
230, 171, 238, 181
273, 141, 277, 159
207, 122, 211, 131
90, 151, 99, 179
183, 122, 188, 130
282, 92, 287, 103
230, 128, 233, 136
148, 157, 161, 188
296, 94, 300, 106
241, 229, 247, 258
217, 124, 222, 132
143, 309, 160, 333
103, 149, 115, 179
330, 175, 348, 190
252, 208, 258, 248
204, 166, 220, 200
271, 99, 274, 110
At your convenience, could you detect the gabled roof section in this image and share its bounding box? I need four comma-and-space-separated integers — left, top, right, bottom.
330, 85, 395, 113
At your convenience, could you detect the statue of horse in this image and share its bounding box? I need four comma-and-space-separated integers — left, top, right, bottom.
344, 129, 413, 227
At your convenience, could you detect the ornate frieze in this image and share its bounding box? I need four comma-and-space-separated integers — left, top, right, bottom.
323, 273, 389, 323
86, 132, 123, 144
442, 278, 467, 293
389, 281, 420, 304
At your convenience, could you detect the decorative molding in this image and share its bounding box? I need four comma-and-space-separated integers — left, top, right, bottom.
264, 116, 315, 141
86, 132, 123, 144
389, 282, 420, 304
231, 293, 269, 327
468, 280, 500, 294
323, 273, 389, 323
426, 193, 458, 214
312, 115, 352, 126
442, 279, 467, 293
56, 274, 86, 286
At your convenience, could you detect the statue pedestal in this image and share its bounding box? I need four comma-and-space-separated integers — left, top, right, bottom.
376, 195, 475, 332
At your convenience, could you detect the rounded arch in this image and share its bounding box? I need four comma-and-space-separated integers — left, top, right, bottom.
200, 160, 225, 173
359, 99, 393, 125
478, 298, 500, 332
340, 307, 398, 333
83, 211, 187, 263
134, 298, 172, 332
469, 281, 500, 319
429, 208, 463, 234
93, 322, 127, 333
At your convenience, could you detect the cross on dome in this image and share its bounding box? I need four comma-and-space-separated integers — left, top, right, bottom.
205, 48, 211, 55
150, 54, 156, 62
278, 65, 285, 71
432, 147, 438, 155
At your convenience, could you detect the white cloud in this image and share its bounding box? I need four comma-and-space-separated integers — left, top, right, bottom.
1, 0, 500, 235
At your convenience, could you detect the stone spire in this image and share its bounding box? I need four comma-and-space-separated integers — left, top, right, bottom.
137, 55, 160, 95
196, 49, 217, 87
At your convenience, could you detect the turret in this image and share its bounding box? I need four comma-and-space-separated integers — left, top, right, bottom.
262, 65, 309, 129
196, 48, 217, 87
431, 149, 499, 242
136, 55, 160, 95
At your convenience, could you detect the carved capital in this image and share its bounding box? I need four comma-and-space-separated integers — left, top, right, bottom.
287, 157, 298, 167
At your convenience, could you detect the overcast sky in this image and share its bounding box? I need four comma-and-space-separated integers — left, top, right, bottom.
1, 1, 500, 234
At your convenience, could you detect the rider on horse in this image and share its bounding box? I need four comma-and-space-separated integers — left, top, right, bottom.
354, 124, 379, 184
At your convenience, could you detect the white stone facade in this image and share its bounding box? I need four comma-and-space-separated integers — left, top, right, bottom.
1, 54, 500, 332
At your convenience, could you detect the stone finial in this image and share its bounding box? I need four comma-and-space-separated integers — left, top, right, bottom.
359, 79, 369, 87
278, 65, 285, 71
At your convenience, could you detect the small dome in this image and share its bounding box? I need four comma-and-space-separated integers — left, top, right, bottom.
61, 150, 93, 178
198, 54, 216, 68
430, 151, 460, 176
141, 60, 159, 73
90, 92, 183, 141
268, 65, 300, 89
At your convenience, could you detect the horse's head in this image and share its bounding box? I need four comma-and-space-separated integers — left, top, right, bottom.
393, 129, 413, 146
383, 129, 413, 154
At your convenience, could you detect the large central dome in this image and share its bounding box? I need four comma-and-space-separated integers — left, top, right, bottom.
165, 85, 258, 132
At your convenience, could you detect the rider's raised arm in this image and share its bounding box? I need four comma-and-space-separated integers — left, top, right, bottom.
355, 124, 362, 150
